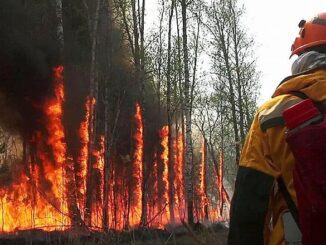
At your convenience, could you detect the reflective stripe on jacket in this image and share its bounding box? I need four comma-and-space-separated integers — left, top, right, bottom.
228, 67, 326, 245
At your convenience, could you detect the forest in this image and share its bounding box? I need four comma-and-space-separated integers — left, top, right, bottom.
0, 0, 260, 242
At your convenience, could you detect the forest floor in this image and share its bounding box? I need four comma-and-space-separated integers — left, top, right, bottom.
0, 222, 229, 244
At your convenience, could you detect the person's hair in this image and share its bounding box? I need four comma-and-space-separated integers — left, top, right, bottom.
303, 44, 326, 54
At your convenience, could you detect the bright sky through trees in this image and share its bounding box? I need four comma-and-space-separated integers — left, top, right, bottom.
145, 0, 326, 104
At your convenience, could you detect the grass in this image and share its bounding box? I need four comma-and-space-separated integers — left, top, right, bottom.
0, 223, 229, 245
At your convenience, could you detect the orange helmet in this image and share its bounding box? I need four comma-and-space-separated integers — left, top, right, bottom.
291, 13, 326, 57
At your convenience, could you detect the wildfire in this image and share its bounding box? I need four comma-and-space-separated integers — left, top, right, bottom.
218, 150, 224, 214
78, 97, 92, 198
196, 139, 207, 221
0, 69, 229, 234
91, 135, 105, 228
0, 65, 70, 232
159, 126, 170, 222
173, 133, 185, 221
131, 102, 143, 226
149, 153, 160, 227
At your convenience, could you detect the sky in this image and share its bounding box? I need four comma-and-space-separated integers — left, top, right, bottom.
145, 0, 326, 104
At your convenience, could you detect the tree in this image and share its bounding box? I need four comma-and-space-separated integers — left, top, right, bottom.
181, 0, 194, 225
113, 0, 148, 226
166, 0, 176, 224
84, 0, 102, 226
205, 0, 260, 166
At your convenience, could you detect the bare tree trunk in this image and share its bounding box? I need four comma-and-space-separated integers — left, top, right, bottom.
190, 11, 201, 117
139, 0, 148, 227
85, 0, 101, 226
175, 0, 186, 221
181, 0, 194, 226
224, 45, 240, 164
157, 0, 165, 114
229, 2, 245, 144
102, 0, 113, 231
132, 0, 140, 70
166, 0, 175, 224
54, 0, 64, 56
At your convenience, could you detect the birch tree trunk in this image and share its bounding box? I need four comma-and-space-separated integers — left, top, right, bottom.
181, 0, 194, 225
157, 0, 165, 114
139, 0, 148, 227
166, 0, 175, 224
55, 0, 64, 56
229, 1, 245, 144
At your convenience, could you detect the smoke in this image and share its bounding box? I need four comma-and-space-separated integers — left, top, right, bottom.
0, 0, 58, 136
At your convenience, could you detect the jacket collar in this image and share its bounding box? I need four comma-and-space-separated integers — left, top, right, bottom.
272, 66, 326, 102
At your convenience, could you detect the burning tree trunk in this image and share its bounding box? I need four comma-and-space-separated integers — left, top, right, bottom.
138, 0, 148, 227
85, 0, 102, 226
47, 66, 69, 227
174, 2, 186, 222
218, 150, 225, 215
203, 139, 209, 221
173, 131, 185, 221
196, 138, 208, 222
160, 126, 170, 223
131, 103, 144, 226
52, 0, 85, 229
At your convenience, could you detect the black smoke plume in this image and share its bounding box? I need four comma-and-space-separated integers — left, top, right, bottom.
0, 0, 58, 137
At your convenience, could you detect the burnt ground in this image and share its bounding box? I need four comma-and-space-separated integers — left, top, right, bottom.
0, 223, 229, 244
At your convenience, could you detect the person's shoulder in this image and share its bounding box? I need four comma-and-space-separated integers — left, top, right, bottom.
256, 94, 302, 132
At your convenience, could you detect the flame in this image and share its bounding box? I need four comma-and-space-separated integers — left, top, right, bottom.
0, 70, 230, 233
78, 97, 92, 198
196, 139, 207, 221
217, 150, 230, 220
76, 94, 105, 229
218, 150, 224, 213
159, 126, 170, 223
43, 65, 69, 223
130, 102, 143, 226
150, 153, 160, 227
0, 65, 70, 232
173, 133, 185, 221
91, 135, 105, 228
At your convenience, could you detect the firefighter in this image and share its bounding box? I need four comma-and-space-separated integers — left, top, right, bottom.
228, 13, 326, 244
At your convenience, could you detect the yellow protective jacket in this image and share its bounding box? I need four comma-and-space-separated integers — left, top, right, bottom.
228, 67, 326, 245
